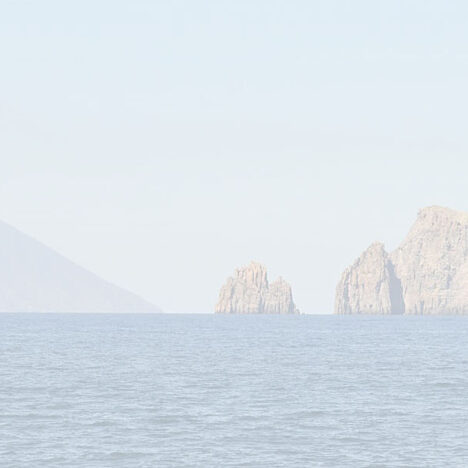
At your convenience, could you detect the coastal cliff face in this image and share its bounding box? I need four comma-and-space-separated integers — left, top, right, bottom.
215, 262, 299, 314
335, 206, 468, 315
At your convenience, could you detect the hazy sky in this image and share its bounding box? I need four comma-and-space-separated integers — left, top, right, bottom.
1, 1, 468, 313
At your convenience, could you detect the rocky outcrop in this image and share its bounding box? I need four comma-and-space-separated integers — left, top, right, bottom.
215, 261, 299, 314
390, 206, 468, 315
335, 243, 404, 315
335, 206, 468, 315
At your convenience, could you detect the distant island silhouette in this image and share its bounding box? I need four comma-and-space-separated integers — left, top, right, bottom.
0, 220, 159, 313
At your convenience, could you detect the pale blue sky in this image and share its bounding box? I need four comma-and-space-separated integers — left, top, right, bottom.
1, 1, 468, 312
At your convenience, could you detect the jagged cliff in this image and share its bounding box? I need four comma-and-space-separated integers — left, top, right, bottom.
215, 262, 299, 314
335, 242, 404, 315
335, 206, 468, 315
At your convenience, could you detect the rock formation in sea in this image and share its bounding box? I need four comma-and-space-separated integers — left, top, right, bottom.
0, 220, 160, 313
215, 261, 299, 314
335, 242, 404, 315
335, 206, 468, 315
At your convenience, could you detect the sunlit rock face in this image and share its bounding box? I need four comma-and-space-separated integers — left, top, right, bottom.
335, 243, 404, 315
391, 206, 468, 315
335, 206, 468, 315
215, 261, 299, 314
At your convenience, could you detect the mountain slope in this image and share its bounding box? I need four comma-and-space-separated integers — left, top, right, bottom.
0, 221, 160, 313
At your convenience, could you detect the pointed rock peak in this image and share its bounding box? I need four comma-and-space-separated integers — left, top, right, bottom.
248, 260, 265, 268
335, 241, 398, 315
352, 242, 388, 267
270, 276, 287, 285
363, 242, 387, 255
368, 241, 386, 249
235, 261, 267, 274
234, 261, 268, 287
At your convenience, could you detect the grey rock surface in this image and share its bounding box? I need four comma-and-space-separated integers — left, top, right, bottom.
215, 261, 299, 314
335, 206, 468, 315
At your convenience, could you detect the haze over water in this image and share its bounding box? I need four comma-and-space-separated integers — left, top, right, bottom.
3, 1, 468, 315
2, 314, 468, 467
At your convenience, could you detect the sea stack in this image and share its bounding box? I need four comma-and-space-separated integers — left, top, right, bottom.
335, 242, 404, 315
215, 261, 299, 314
335, 206, 468, 315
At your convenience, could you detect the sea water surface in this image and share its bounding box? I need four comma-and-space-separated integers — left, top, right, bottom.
1, 314, 468, 467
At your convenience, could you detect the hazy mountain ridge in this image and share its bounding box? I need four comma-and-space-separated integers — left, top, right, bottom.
0, 221, 160, 313
215, 261, 299, 314
336, 206, 468, 315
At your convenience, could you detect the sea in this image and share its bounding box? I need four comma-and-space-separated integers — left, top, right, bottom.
1, 313, 468, 467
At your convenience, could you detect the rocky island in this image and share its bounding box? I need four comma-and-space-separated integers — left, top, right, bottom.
215, 261, 299, 314
335, 206, 468, 315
